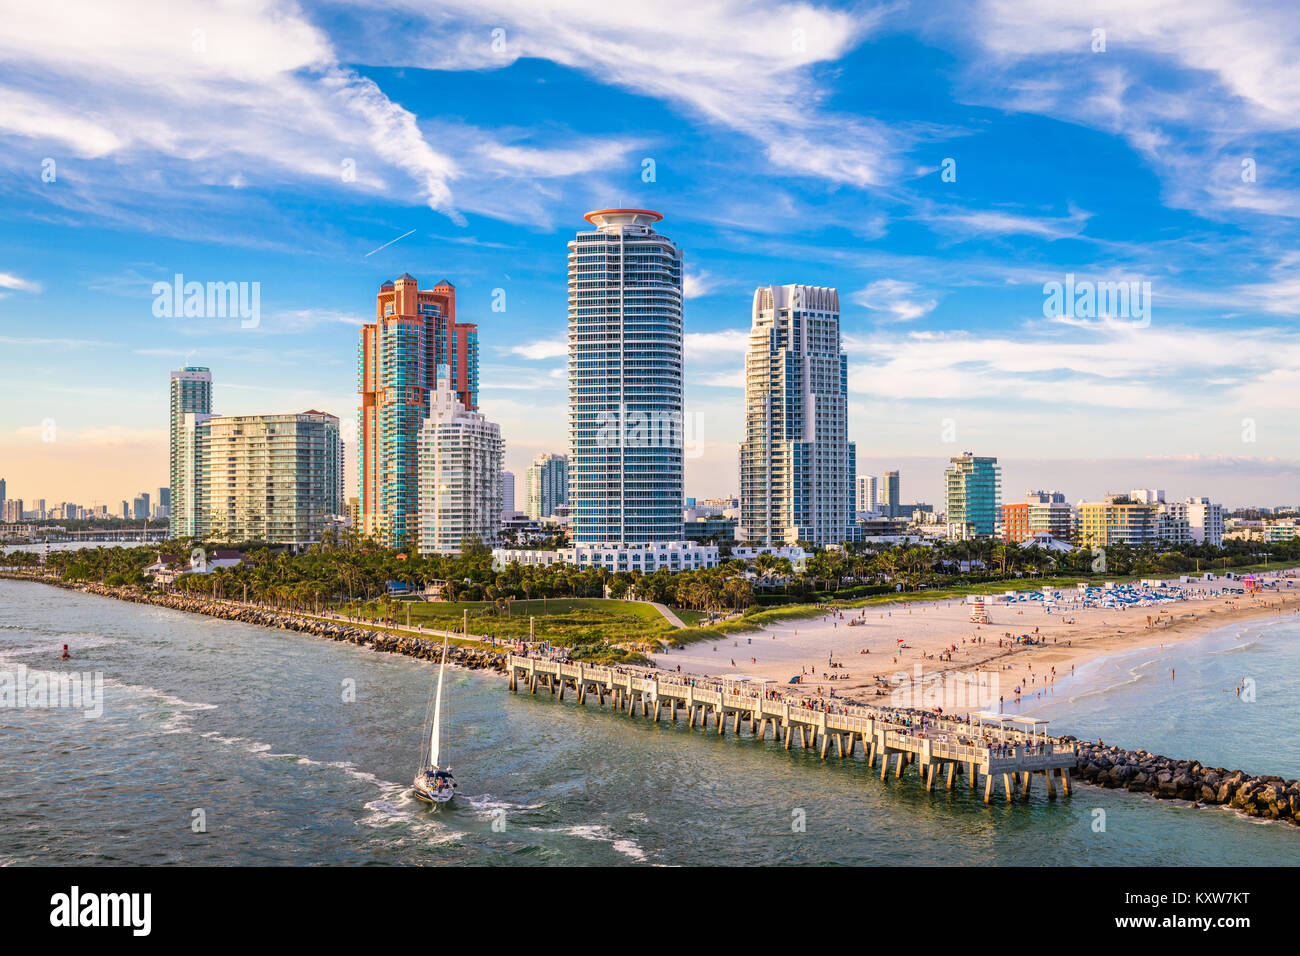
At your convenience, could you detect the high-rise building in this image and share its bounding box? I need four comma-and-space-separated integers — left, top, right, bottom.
1076, 494, 1159, 548
206, 412, 343, 545
359, 275, 479, 547
500, 470, 516, 518
856, 475, 878, 514
1160, 497, 1224, 547
156, 487, 170, 520
525, 452, 569, 520
568, 209, 683, 545
169, 367, 213, 538
3, 499, 23, 523
120, 500, 130, 520
739, 284, 856, 547
1001, 490, 1072, 543
175, 413, 214, 537
879, 470, 901, 517
132, 492, 150, 520
0, 478, 6, 517
944, 453, 1001, 538
417, 367, 502, 555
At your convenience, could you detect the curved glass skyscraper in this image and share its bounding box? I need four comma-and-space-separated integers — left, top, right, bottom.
568, 209, 683, 545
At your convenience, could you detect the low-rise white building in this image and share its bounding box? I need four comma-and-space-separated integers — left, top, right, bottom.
1016, 531, 1074, 552
493, 541, 718, 573
146, 548, 244, 585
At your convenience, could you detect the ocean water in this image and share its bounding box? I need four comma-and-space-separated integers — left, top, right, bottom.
1009, 612, 1300, 780
2, 578, 1298, 866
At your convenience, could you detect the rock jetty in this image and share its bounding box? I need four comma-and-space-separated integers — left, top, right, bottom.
1070, 738, 1300, 826
0, 573, 507, 673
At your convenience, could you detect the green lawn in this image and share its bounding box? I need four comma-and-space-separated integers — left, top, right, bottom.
334, 597, 678, 648
669, 606, 709, 626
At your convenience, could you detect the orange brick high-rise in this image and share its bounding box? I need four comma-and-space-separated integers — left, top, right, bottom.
358, 274, 478, 546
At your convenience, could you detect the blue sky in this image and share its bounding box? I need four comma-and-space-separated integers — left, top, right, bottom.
2, 0, 1299, 510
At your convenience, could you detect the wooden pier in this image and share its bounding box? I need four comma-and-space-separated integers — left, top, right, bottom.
508, 655, 1076, 804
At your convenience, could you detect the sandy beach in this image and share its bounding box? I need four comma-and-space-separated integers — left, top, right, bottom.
651, 571, 1300, 714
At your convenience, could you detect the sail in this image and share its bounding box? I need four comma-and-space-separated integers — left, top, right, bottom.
429, 634, 448, 768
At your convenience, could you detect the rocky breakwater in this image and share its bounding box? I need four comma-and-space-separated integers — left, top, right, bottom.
2, 573, 507, 674
1071, 739, 1300, 826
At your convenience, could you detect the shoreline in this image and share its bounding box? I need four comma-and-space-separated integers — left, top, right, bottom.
0, 571, 511, 674
653, 572, 1300, 715
1002, 613, 1270, 720
5, 569, 1300, 828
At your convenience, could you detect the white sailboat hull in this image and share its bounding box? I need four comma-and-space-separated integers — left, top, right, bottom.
412, 771, 457, 804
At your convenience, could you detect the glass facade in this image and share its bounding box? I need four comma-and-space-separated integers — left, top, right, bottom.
739, 285, 856, 547
205, 412, 343, 545
359, 275, 478, 547
169, 367, 212, 538
568, 210, 683, 545
945, 454, 1002, 538
524, 452, 568, 520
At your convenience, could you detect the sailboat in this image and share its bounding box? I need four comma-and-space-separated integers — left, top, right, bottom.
412, 634, 458, 805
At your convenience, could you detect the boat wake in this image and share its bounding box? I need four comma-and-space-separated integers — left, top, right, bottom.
535, 823, 652, 863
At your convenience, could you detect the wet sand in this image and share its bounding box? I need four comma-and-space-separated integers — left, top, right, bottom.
650, 572, 1300, 713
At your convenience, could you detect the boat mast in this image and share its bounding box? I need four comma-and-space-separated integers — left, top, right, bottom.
429, 634, 448, 768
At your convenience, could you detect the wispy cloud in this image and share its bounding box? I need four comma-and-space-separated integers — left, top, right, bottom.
852, 279, 938, 322
0, 271, 41, 293
361, 0, 910, 187
508, 339, 567, 360
683, 270, 716, 299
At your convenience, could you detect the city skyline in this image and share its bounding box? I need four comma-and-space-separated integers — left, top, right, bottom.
3, 2, 1300, 508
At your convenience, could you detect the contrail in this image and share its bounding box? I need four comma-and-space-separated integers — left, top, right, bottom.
364, 228, 416, 258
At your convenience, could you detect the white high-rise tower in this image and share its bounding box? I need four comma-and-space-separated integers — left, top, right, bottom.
567, 209, 683, 545
739, 285, 856, 547
417, 365, 503, 555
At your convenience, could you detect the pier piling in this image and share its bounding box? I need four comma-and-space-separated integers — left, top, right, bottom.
507, 655, 1077, 808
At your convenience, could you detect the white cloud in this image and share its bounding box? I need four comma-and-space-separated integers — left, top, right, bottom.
923, 206, 1092, 241
509, 339, 568, 360
683, 270, 716, 299
0, 272, 41, 293
685, 329, 750, 354
841, 320, 1300, 417
852, 279, 938, 322
0, 1, 461, 223
359, 0, 908, 187
477, 138, 644, 178
955, 0, 1300, 222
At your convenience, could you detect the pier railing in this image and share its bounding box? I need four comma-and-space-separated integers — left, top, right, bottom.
507, 654, 1076, 804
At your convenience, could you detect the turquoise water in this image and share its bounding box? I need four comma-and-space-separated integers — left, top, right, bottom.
1008, 613, 1300, 780
2, 578, 1298, 865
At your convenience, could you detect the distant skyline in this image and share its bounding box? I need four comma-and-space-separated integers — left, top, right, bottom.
3, 1, 1299, 509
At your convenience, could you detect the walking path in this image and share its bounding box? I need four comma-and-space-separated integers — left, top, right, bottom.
647, 602, 687, 628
